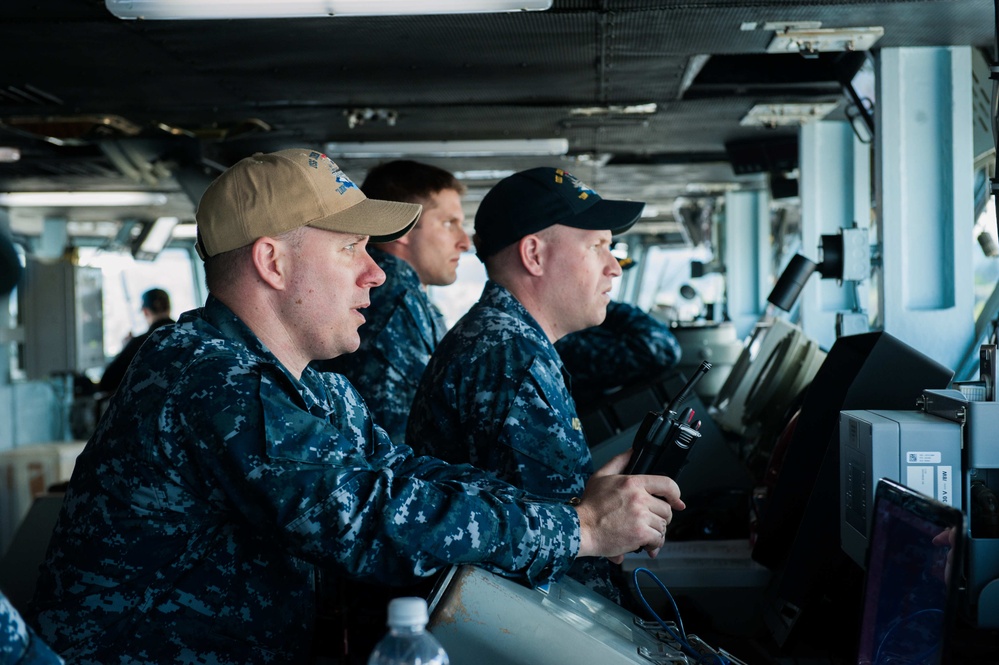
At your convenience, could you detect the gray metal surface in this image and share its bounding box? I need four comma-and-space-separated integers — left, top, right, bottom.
427, 565, 693, 665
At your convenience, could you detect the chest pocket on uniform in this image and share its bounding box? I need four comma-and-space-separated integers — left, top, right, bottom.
371, 292, 435, 388
500, 356, 591, 487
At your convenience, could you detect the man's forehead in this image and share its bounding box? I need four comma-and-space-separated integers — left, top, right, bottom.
311, 226, 368, 242
553, 224, 612, 240
418, 187, 463, 209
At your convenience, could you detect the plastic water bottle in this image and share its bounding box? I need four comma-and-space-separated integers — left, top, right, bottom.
367, 597, 449, 665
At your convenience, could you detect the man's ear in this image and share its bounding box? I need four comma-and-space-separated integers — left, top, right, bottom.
519, 234, 545, 277
251, 236, 287, 289
378, 225, 413, 259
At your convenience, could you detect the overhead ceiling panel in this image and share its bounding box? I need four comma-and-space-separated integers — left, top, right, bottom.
0, 0, 993, 228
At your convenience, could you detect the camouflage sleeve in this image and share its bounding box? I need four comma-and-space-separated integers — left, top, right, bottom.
168, 357, 579, 588
358, 289, 438, 443
337, 358, 412, 445
1, 593, 64, 664
557, 301, 682, 391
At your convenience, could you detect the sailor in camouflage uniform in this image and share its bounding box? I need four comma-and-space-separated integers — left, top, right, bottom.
1, 591, 63, 665
317, 161, 470, 444
408, 167, 651, 603
30, 150, 683, 664
556, 300, 682, 410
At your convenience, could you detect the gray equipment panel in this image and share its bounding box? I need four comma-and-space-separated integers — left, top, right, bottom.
427, 565, 740, 665
839, 409, 962, 568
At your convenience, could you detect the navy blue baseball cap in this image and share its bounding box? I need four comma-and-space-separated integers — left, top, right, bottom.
473, 167, 645, 259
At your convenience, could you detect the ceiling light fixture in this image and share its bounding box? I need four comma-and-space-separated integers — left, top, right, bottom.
767, 26, 884, 55
325, 138, 569, 158
569, 103, 657, 117
740, 103, 839, 128
106, 0, 551, 20
452, 169, 517, 181
132, 216, 180, 261
0, 191, 169, 207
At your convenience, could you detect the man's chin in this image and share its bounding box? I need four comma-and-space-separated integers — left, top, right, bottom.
594, 306, 609, 327
335, 336, 362, 357
429, 271, 459, 287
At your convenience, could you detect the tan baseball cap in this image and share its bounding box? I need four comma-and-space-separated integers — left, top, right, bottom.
195, 149, 422, 259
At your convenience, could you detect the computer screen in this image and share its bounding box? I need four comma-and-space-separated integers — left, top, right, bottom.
857, 478, 962, 665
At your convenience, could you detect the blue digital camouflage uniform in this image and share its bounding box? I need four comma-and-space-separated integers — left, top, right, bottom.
30, 295, 579, 665
407, 280, 620, 602
555, 301, 681, 407
317, 248, 447, 444
1, 591, 63, 664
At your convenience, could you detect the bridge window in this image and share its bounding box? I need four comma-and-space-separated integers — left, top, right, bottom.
76, 246, 200, 377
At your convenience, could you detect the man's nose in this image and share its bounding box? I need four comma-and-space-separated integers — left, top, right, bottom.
606, 250, 623, 277
361, 249, 386, 287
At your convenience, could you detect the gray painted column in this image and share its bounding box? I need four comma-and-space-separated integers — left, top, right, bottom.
723, 189, 771, 339
799, 120, 872, 350
875, 46, 976, 372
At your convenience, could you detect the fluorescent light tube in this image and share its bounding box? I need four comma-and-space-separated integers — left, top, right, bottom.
0, 191, 169, 207
739, 103, 838, 128
325, 139, 569, 158
106, 0, 551, 20
453, 169, 517, 181
133, 216, 180, 261
569, 103, 657, 117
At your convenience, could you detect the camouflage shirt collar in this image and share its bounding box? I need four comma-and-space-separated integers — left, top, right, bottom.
187, 295, 312, 394
369, 246, 422, 293
480, 280, 552, 349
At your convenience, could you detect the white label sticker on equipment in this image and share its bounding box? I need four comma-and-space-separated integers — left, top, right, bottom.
906, 451, 942, 464
937, 466, 954, 505
906, 466, 935, 497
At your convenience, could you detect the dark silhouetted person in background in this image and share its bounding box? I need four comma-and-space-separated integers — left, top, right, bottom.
98, 288, 174, 394
0, 229, 20, 296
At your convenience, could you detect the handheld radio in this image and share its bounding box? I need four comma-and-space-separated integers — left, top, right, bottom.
625, 361, 712, 479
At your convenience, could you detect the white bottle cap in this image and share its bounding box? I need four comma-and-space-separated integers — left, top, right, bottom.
387, 597, 429, 628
